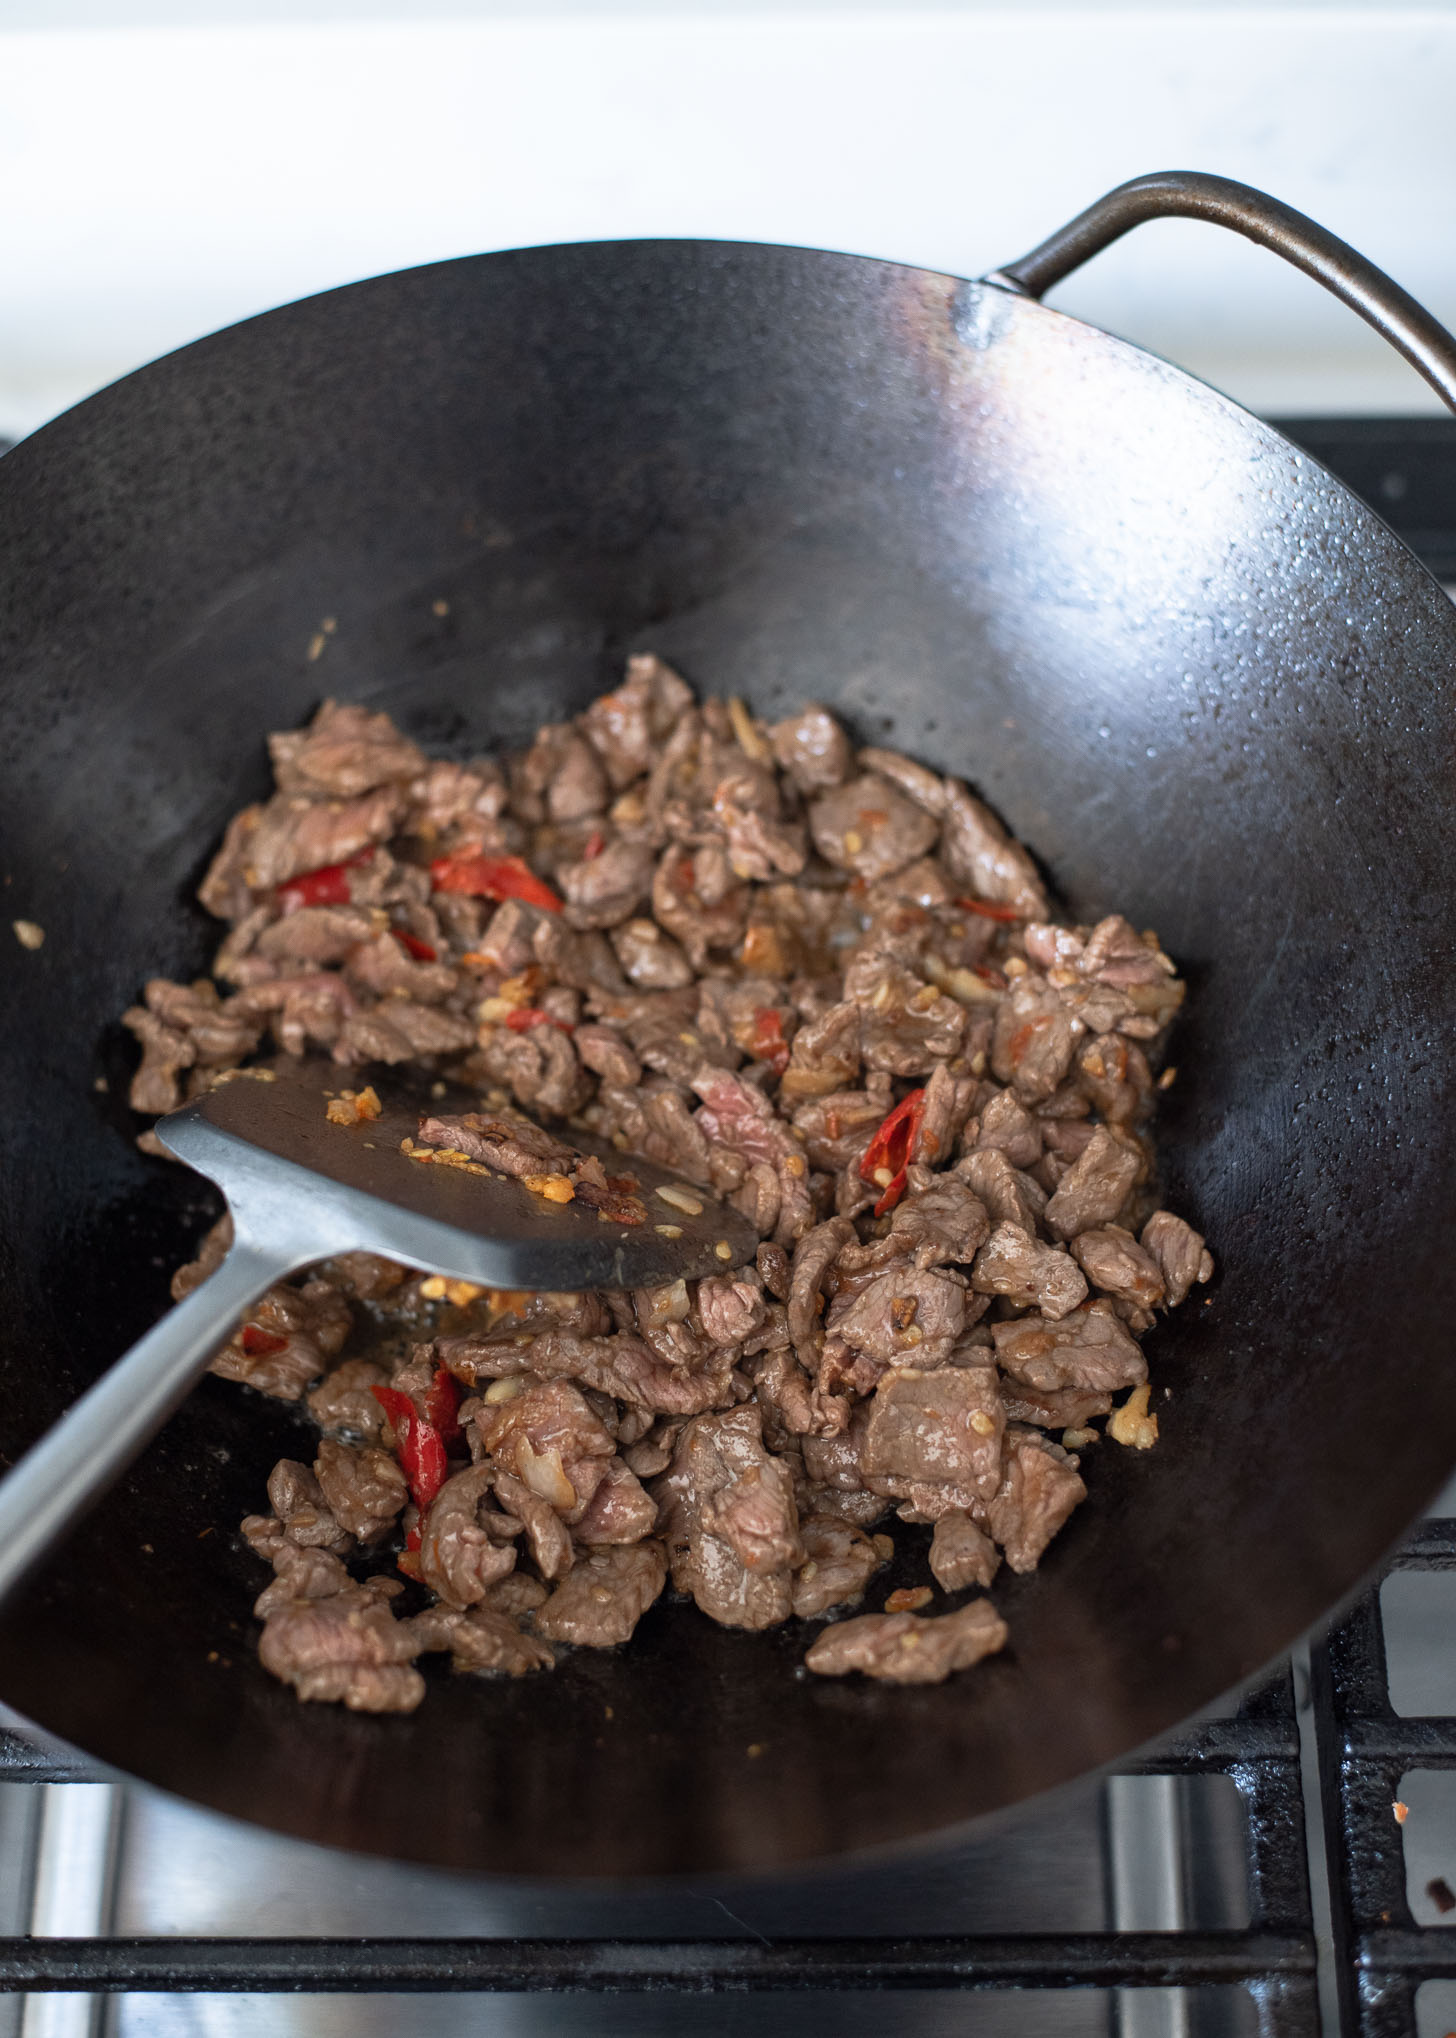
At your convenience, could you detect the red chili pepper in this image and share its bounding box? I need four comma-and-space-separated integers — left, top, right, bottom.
751, 1007, 790, 1073
955, 896, 1023, 923
393, 929, 438, 963
425, 1365, 463, 1450
240, 1323, 288, 1357
858, 1088, 927, 1215
504, 1006, 574, 1035
277, 849, 373, 914
583, 829, 605, 861
972, 962, 1008, 989
370, 1383, 450, 1513
429, 851, 562, 913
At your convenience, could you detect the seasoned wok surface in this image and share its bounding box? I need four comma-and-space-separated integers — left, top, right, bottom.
2, 240, 1456, 1872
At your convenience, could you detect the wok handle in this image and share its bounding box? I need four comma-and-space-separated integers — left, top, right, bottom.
0, 1234, 298, 1608
988, 170, 1456, 418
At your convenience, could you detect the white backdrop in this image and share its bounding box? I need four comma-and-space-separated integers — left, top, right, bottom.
2, 3, 1455, 440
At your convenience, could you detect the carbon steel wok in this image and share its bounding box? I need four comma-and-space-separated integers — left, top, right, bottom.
3, 172, 1456, 1880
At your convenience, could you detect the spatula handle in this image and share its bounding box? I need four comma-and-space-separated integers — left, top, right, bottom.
0, 1238, 296, 1607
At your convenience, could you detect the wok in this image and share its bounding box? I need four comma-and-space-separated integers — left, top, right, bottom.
3, 171, 1456, 1879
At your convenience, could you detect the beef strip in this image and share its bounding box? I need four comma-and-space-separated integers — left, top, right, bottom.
269, 699, 427, 799
415, 1110, 576, 1177
256, 1571, 424, 1713
769, 704, 852, 793
791, 1514, 888, 1618
1141, 1210, 1215, 1306
307, 1359, 390, 1442
955, 1147, 1047, 1235
808, 774, 939, 882
654, 1404, 800, 1629
581, 653, 694, 788
405, 1601, 555, 1677
1071, 1225, 1166, 1326
265, 1460, 352, 1554
991, 975, 1080, 1103
1043, 1127, 1142, 1240
829, 1266, 969, 1368
983, 1427, 1086, 1572
491, 1470, 575, 1580
929, 1510, 1001, 1592
860, 1362, 1004, 1502
416, 1464, 519, 1608
939, 780, 1047, 919
313, 1438, 409, 1544
804, 1597, 1009, 1684
210, 1275, 351, 1401
970, 1222, 1088, 1322
992, 1299, 1146, 1395
474, 1378, 617, 1524
534, 1541, 668, 1647
571, 1457, 659, 1544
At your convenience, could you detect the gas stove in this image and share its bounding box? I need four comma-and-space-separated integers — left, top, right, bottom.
1, 417, 1453, 2038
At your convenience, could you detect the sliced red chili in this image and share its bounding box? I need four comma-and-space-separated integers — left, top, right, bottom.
972, 962, 1008, 989
370, 1383, 450, 1513
504, 1006, 574, 1035
429, 851, 563, 913
277, 848, 373, 914
859, 1087, 927, 1215
424, 1365, 463, 1450
393, 929, 438, 963
583, 829, 605, 861
751, 1007, 790, 1073
240, 1324, 288, 1357
956, 896, 1023, 923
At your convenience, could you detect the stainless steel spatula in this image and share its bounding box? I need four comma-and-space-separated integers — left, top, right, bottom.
0, 1058, 756, 1605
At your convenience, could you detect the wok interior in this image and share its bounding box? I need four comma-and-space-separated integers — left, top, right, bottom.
2, 241, 1456, 1877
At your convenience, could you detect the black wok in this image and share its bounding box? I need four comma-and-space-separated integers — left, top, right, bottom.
3, 172, 1456, 1879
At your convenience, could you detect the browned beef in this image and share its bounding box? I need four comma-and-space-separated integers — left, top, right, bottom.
804, 1596, 1008, 1683
691, 1066, 813, 1245
415, 1464, 519, 1608
654, 1405, 799, 1629
404, 1602, 554, 1676
843, 953, 966, 1076
970, 1087, 1044, 1169
1075, 1034, 1153, 1124
534, 1541, 668, 1647
1141, 1210, 1215, 1306
991, 975, 1079, 1103
1001, 1383, 1114, 1429
756, 1240, 792, 1301
929, 1510, 1000, 1592
983, 1428, 1086, 1572
841, 1176, 991, 1276
491, 1469, 575, 1580
992, 1300, 1146, 1396
571, 1457, 659, 1544
512, 722, 609, 824
211, 1276, 351, 1401
857, 745, 948, 818
475, 1378, 616, 1523
1071, 1225, 1166, 1326
940, 781, 1047, 918
574, 1021, 641, 1086
306, 1359, 390, 1441
769, 704, 852, 793
559, 836, 656, 930
808, 775, 939, 882
1043, 1127, 1142, 1240
829, 1267, 968, 1367
861, 1362, 1003, 1500
970, 1223, 1088, 1322
269, 699, 426, 799
955, 1146, 1047, 1235
313, 1438, 409, 1544
696, 1272, 768, 1347
257, 1570, 424, 1713
265, 1459, 352, 1553
787, 1216, 856, 1354
238, 787, 407, 892
416, 1110, 576, 1176
791, 1514, 887, 1618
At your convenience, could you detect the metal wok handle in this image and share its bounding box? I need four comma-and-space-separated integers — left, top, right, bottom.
988, 170, 1456, 418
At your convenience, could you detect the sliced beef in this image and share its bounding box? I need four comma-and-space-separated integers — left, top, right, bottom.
787, 1216, 856, 1355
416, 1464, 519, 1608
843, 953, 966, 1076
313, 1438, 409, 1544
1001, 1383, 1114, 1429
405, 1601, 555, 1676
970, 1223, 1088, 1322
970, 1087, 1043, 1169
559, 836, 656, 930
535, 1541, 668, 1647
860, 1363, 1003, 1499
1043, 1127, 1142, 1241
696, 1272, 768, 1347
269, 699, 426, 799
1141, 1210, 1215, 1306
237, 787, 406, 892
211, 1276, 351, 1401
491, 1470, 575, 1581
939, 780, 1047, 919
991, 975, 1080, 1103
264, 1459, 352, 1553
992, 1299, 1146, 1396
791, 1515, 888, 1619
808, 774, 939, 882
840, 1175, 990, 1276
580, 653, 694, 788
983, 1428, 1086, 1572
770, 704, 852, 793
1071, 1225, 1166, 1325
691, 1066, 813, 1245
804, 1597, 1008, 1684
929, 1510, 1000, 1592
571, 1457, 659, 1544
574, 1021, 642, 1087
955, 1146, 1047, 1236
474, 1378, 616, 1524
256, 1573, 424, 1713
512, 721, 609, 823
654, 1405, 800, 1629
829, 1267, 968, 1368
415, 1110, 576, 1177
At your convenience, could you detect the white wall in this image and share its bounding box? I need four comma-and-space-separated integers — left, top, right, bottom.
3, 4, 1455, 440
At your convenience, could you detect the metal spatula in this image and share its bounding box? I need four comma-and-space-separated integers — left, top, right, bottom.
0, 1058, 757, 1605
